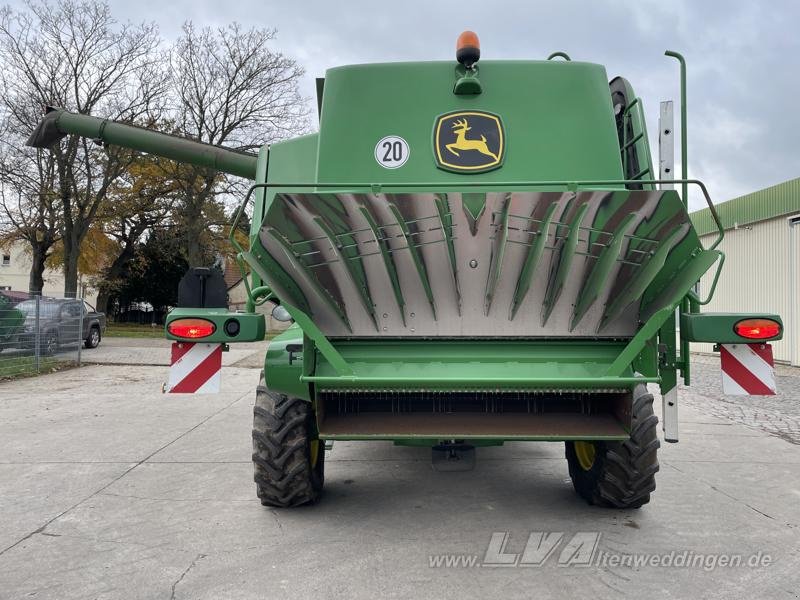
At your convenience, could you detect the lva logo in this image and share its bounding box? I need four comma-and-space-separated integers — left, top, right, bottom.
481, 531, 599, 567
428, 531, 774, 570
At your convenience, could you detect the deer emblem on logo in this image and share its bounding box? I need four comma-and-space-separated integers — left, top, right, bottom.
433, 111, 504, 173
446, 118, 499, 161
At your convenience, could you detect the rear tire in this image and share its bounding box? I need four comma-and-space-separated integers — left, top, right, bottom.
565, 384, 660, 509
252, 375, 324, 507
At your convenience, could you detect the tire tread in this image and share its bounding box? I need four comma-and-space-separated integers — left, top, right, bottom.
251, 376, 323, 508
566, 384, 660, 509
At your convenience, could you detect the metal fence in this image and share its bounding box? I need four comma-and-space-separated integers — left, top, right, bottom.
0, 293, 86, 380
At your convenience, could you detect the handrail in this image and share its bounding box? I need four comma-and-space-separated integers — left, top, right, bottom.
687, 253, 725, 306
231, 177, 724, 250
666, 50, 693, 384
547, 52, 571, 61
229, 177, 726, 322
229, 183, 273, 311
665, 51, 688, 207
619, 96, 655, 191
237, 177, 706, 190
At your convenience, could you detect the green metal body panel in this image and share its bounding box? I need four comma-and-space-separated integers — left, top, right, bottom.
250, 146, 272, 246
315, 61, 623, 185
306, 341, 651, 389
325, 431, 630, 443
268, 134, 319, 182
264, 324, 309, 400
164, 307, 265, 343
681, 313, 783, 343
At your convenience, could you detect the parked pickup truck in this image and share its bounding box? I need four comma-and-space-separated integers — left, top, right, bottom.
13, 298, 106, 354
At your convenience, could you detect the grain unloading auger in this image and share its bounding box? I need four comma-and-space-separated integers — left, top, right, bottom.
29, 32, 783, 509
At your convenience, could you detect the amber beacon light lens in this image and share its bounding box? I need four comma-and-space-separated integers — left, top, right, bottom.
168, 318, 216, 339
456, 31, 480, 68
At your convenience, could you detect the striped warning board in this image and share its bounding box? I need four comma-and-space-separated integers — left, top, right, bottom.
720, 343, 776, 396
166, 342, 222, 394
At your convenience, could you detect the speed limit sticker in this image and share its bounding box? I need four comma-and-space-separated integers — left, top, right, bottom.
374, 135, 409, 169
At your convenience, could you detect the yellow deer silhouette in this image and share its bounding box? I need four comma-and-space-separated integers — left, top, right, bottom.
446, 118, 498, 161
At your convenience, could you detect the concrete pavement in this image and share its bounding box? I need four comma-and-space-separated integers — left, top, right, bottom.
0, 339, 799, 599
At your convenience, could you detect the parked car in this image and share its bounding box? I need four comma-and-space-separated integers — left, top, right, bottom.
14, 298, 107, 354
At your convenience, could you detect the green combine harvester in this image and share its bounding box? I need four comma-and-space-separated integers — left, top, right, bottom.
29, 32, 783, 509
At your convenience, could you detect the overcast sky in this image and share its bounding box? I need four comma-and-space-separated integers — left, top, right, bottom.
15, 0, 799, 211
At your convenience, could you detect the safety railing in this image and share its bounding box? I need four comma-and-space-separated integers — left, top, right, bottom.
620, 97, 655, 187
0, 294, 87, 380
230, 178, 725, 286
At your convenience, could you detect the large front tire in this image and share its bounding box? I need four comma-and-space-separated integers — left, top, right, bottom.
566, 384, 660, 509
252, 376, 324, 507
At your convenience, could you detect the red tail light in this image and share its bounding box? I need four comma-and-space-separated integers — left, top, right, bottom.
168, 318, 216, 339
733, 318, 781, 340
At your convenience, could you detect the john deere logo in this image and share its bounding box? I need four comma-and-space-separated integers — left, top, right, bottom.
434, 111, 504, 173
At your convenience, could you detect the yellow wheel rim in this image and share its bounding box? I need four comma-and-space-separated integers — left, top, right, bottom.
309, 439, 320, 468
574, 441, 596, 471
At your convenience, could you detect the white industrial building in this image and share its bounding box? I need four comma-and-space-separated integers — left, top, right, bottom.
0, 241, 98, 304
692, 178, 800, 365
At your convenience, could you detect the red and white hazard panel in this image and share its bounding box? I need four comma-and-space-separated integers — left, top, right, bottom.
166, 342, 222, 394
720, 343, 776, 396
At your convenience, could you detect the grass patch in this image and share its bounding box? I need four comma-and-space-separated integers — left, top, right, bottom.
0, 355, 75, 381
105, 322, 165, 339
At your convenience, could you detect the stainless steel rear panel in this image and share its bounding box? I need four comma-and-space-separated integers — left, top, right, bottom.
259, 189, 699, 338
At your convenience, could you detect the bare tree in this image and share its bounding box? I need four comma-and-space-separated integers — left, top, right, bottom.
0, 138, 60, 294
0, 0, 166, 297
169, 22, 309, 266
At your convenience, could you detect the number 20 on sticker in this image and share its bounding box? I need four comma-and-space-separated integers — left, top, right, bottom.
374, 135, 409, 169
